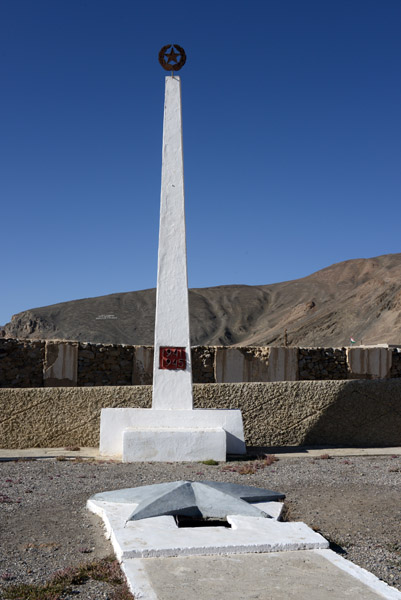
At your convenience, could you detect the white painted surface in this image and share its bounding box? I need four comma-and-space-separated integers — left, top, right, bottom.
122, 427, 226, 462
215, 348, 271, 382
153, 75, 192, 410
87, 498, 326, 559
215, 347, 298, 383
121, 559, 159, 600
249, 501, 283, 520
88, 496, 401, 599
347, 346, 392, 378
267, 347, 298, 381
43, 342, 78, 384
99, 407, 246, 457
122, 551, 400, 600
132, 347, 154, 385
215, 349, 246, 383
314, 549, 401, 599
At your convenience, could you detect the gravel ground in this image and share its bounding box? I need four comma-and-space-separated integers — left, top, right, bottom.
0, 454, 400, 599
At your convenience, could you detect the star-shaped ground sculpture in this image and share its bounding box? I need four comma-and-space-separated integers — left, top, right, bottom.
90, 480, 285, 521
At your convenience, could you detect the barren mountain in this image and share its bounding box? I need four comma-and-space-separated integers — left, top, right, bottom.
2, 253, 401, 346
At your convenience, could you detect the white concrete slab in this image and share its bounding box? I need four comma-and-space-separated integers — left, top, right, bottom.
43, 341, 78, 386
132, 346, 154, 385
122, 427, 226, 462
99, 408, 246, 457
347, 346, 392, 378
267, 347, 298, 381
88, 485, 401, 599
215, 348, 247, 383
315, 549, 401, 599
256, 501, 284, 520
122, 550, 401, 600
214, 347, 299, 383
87, 498, 327, 560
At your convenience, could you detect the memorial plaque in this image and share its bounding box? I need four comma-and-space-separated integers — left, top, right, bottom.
159, 347, 186, 370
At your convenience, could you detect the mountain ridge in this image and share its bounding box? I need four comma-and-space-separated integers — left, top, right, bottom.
2, 253, 401, 347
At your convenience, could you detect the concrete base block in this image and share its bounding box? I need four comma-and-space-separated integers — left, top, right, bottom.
122, 428, 226, 462
347, 346, 392, 379
44, 342, 78, 387
100, 408, 246, 458
267, 347, 298, 381
87, 498, 327, 560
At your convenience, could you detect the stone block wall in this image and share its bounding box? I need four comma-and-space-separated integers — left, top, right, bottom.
0, 339, 45, 388
77, 343, 134, 387
298, 348, 348, 380
1, 338, 401, 388
192, 346, 215, 383
388, 348, 401, 378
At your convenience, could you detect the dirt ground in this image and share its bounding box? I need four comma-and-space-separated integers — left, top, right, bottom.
0, 453, 400, 599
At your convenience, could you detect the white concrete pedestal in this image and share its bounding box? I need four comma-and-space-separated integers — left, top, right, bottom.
99, 408, 246, 461
122, 427, 226, 462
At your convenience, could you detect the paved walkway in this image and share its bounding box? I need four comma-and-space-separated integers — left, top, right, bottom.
124, 550, 401, 600
0, 446, 400, 460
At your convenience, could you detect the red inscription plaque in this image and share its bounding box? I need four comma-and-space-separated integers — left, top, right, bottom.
159, 347, 186, 370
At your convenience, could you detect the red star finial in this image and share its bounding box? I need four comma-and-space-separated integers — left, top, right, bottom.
158, 45, 187, 72
165, 47, 180, 64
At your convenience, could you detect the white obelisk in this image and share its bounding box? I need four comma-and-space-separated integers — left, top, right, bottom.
152, 75, 193, 410
98, 62, 245, 461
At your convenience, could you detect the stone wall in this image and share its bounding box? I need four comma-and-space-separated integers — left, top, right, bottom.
298, 348, 348, 380
192, 346, 215, 383
77, 343, 134, 387
0, 339, 45, 388
389, 348, 401, 378
1, 339, 401, 388
1, 380, 400, 449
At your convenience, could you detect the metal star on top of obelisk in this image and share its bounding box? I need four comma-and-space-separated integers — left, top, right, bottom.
166, 47, 179, 64
158, 44, 186, 72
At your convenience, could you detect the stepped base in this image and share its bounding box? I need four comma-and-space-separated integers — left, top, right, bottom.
122, 427, 226, 462
99, 408, 246, 460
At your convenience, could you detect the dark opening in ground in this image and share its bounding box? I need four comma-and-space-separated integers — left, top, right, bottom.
174, 515, 231, 528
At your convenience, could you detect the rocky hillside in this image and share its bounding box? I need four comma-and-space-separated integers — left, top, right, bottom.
2, 253, 401, 347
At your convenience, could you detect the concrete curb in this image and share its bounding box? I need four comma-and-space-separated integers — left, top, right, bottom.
0, 446, 400, 461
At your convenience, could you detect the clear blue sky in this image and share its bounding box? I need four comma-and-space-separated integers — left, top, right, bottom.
1, 0, 400, 325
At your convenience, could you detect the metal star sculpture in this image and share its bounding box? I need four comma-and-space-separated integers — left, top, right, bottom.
90, 480, 285, 521
166, 47, 180, 64
158, 44, 186, 72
